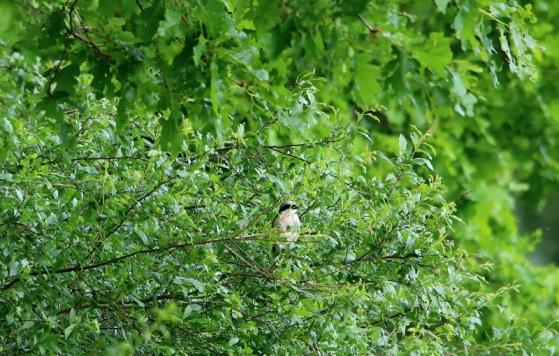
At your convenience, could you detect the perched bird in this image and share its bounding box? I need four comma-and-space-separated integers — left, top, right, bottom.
272, 200, 301, 242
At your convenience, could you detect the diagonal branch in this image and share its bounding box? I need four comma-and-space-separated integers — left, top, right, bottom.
2, 233, 266, 291
84, 175, 177, 260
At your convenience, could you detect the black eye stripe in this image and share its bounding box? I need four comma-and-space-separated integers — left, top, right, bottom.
278, 203, 297, 212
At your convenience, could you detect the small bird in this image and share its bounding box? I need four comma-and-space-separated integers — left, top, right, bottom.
272, 200, 301, 243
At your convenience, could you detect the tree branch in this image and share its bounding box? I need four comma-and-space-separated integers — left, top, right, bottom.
2, 233, 266, 291
83, 175, 177, 260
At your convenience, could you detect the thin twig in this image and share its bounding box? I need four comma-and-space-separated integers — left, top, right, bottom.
71, 155, 145, 162
265, 146, 312, 164
84, 175, 177, 260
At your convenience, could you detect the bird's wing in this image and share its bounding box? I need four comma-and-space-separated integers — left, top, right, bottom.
272, 214, 280, 228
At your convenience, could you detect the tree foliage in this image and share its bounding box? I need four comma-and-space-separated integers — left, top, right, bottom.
1, 0, 558, 354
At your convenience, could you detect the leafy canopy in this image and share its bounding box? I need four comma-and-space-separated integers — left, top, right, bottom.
1, 0, 559, 354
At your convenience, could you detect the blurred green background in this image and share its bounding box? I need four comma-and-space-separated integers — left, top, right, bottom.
520, 193, 559, 264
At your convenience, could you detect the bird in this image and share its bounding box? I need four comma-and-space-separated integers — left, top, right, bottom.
272, 200, 301, 243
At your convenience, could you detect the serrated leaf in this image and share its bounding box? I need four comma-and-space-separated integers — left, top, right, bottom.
205, 0, 232, 37
158, 8, 181, 39
414, 32, 453, 76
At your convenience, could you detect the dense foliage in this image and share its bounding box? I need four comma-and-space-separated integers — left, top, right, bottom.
1, 0, 558, 353
0, 91, 487, 353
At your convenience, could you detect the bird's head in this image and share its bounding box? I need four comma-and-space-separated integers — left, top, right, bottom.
278, 200, 298, 213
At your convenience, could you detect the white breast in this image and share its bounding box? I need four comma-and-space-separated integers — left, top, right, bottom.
278, 209, 300, 242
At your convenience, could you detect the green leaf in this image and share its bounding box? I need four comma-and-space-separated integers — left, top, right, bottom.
134, 225, 148, 244
412, 158, 434, 171
205, 0, 232, 38
160, 41, 184, 65
158, 8, 182, 39
250, 68, 269, 81
2, 117, 13, 134
39, 98, 74, 147
254, 0, 281, 35
64, 324, 76, 339
193, 37, 207, 67
399, 134, 407, 154
185, 278, 204, 292
414, 32, 453, 76
159, 110, 183, 155
336, 0, 370, 16
9, 261, 19, 276
0, 173, 13, 181
435, 0, 450, 13
450, 70, 477, 117
354, 54, 381, 107
53, 64, 80, 95
21, 320, 35, 330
